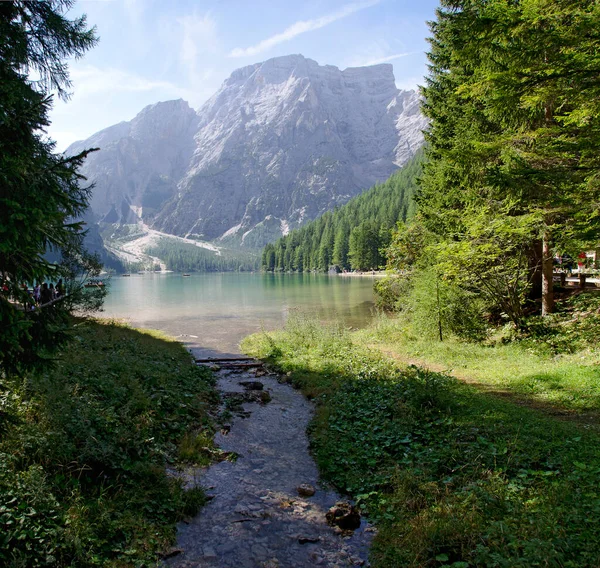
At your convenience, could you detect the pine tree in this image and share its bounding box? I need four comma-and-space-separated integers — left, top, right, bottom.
0, 0, 99, 372
419, 0, 600, 319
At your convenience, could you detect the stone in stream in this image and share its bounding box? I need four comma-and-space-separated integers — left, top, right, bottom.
326, 502, 361, 530
240, 380, 264, 390
297, 483, 316, 497
160, 547, 184, 559
298, 536, 320, 544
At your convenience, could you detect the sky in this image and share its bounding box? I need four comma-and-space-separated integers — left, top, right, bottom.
48, 0, 440, 152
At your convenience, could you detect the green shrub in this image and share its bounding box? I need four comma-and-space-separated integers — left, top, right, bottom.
406, 269, 488, 341
0, 319, 218, 566
0, 456, 64, 567
374, 274, 412, 311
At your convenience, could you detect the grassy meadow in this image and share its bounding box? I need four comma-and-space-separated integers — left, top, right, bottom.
242, 293, 600, 567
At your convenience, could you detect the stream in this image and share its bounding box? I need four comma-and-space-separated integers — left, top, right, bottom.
166, 359, 373, 568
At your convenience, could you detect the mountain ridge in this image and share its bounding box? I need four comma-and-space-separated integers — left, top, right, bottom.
69, 54, 427, 250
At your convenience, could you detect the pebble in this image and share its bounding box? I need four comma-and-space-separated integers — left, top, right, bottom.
297, 483, 316, 497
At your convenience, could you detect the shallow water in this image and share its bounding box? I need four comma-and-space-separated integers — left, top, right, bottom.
101, 272, 376, 357
167, 364, 373, 568
101, 272, 377, 565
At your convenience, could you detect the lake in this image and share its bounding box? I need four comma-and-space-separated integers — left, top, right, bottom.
100, 272, 377, 357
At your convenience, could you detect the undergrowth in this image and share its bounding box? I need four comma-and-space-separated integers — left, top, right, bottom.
242, 311, 600, 567
0, 319, 217, 567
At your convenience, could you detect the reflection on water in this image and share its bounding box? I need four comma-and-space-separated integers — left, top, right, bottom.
100, 273, 376, 356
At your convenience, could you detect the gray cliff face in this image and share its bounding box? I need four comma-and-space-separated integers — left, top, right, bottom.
70, 55, 427, 246
67, 99, 199, 225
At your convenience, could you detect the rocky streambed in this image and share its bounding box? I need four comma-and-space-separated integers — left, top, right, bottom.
166, 358, 373, 568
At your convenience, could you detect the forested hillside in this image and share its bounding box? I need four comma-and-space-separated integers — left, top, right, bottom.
261, 148, 423, 272
146, 239, 260, 272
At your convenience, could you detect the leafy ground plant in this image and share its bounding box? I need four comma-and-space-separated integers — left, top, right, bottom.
242, 311, 600, 567
0, 319, 218, 567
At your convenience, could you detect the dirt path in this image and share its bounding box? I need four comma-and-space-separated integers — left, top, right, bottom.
166, 360, 372, 568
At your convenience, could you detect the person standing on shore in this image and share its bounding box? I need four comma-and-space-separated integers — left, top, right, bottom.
40, 283, 52, 304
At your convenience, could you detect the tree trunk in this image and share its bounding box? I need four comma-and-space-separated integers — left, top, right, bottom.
528, 240, 543, 300
541, 232, 554, 316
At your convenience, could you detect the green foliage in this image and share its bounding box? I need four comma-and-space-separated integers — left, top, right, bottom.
403, 269, 488, 342
0, 457, 63, 567
0, 319, 217, 566
348, 221, 385, 271
418, 0, 600, 320
243, 317, 600, 567
146, 238, 260, 272
262, 149, 423, 272
373, 275, 412, 312
384, 219, 435, 271
0, 0, 103, 374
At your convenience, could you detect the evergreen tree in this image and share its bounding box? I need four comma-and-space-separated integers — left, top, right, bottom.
419, 0, 600, 319
348, 221, 382, 271
332, 223, 350, 269
0, 0, 99, 372
261, 150, 423, 272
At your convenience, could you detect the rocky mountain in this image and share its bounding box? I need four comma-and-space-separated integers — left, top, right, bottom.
69, 54, 427, 248
68, 99, 199, 225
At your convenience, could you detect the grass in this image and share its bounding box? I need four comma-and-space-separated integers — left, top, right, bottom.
0, 318, 218, 567
358, 291, 600, 415
242, 308, 600, 567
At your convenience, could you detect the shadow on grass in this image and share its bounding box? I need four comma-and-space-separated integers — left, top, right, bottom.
243, 326, 600, 568
0, 318, 220, 567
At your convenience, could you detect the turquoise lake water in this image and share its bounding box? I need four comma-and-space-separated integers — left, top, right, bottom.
100, 272, 376, 356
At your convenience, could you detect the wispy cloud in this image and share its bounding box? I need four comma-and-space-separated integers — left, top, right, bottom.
177, 13, 219, 68
174, 13, 222, 106
69, 65, 187, 97
350, 51, 413, 67
229, 0, 381, 58
49, 64, 194, 151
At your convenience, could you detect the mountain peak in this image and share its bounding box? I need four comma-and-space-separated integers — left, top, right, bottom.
73, 56, 427, 246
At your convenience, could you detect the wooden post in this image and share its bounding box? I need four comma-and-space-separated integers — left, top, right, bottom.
579, 272, 587, 289
436, 273, 443, 342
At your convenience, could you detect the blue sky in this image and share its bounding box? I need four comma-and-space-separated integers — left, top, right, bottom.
49, 0, 440, 151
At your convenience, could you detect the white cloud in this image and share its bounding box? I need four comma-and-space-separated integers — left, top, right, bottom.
350, 51, 413, 67
67, 65, 186, 98
177, 12, 219, 68
229, 0, 381, 58
153, 11, 222, 106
